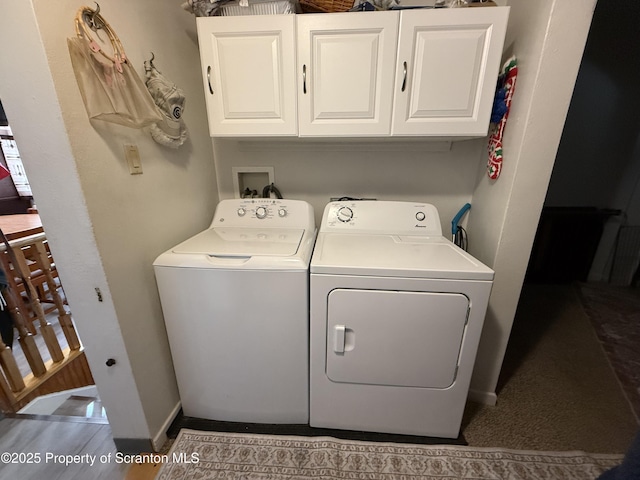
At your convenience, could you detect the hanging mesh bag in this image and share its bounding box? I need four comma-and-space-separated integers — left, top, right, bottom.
67, 7, 163, 128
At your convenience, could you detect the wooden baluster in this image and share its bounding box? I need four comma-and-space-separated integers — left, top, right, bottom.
3, 288, 46, 377
0, 326, 25, 392
32, 241, 80, 351
11, 246, 64, 364
32, 243, 79, 350
0, 251, 36, 335
0, 367, 17, 412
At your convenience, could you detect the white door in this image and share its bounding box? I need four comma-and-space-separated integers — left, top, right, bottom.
196, 16, 297, 136
297, 12, 399, 137
326, 289, 469, 389
391, 7, 509, 136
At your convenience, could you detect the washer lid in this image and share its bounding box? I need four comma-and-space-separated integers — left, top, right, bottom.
172, 227, 305, 257
311, 233, 494, 280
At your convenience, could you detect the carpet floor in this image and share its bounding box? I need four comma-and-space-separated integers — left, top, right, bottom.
577, 282, 640, 422
461, 283, 638, 453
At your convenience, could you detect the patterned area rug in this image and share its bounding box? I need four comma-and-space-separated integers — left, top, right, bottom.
577, 283, 640, 421
156, 430, 622, 479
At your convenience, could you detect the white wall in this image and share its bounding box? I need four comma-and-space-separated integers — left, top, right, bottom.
467, 0, 596, 402
546, 0, 640, 215
213, 138, 485, 232
545, 60, 625, 209
0, 0, 218, 448
542, 1, 640, 282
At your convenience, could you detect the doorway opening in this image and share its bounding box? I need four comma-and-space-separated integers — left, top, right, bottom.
0, 100, 105, 423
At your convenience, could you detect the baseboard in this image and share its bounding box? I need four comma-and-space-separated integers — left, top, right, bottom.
467, 389, 497, 406
115, 402, 181, 454
152, 401, 182, 452
113, 437, 154, 454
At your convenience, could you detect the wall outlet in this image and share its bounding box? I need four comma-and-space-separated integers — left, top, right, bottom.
232, 167, 275, 198
124, 144, 142, 175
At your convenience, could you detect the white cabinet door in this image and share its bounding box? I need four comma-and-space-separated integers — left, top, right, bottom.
196, 16, 297, 136
392, 7, 509, 136
297, 12, 399, 137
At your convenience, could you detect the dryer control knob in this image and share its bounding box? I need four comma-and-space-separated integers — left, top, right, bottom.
237, 208, 246, 217
416, 211, 426, 221
278, 208, 287, 217
256, 206, 268, 219
337, 206, 353, 223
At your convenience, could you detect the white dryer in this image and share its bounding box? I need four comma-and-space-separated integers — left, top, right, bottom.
310, 201, 494, 438
154, 199, 315, 424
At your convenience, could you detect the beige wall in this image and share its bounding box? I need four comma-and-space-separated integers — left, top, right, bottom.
1, 0, 218, 447
467, 0, 596, 402
213, 138, 485, 232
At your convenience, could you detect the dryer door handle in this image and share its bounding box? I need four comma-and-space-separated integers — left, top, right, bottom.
333, 325, 346, 354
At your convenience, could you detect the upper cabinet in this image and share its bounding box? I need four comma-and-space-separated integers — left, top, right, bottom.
297, 12, 398, 137
392, 8, 509, 136
196, 15, 298, 136
196, 7, 509, 138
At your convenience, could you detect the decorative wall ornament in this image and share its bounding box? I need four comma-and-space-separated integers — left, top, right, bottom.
488, 56, 518, 180
144, 54, 188, 149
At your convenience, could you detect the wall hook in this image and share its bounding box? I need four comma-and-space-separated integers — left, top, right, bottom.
82, 2, 104, 31
145, 52, 157, 73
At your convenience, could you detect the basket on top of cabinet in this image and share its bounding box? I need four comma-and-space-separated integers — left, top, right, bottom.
299, 0, 353, 13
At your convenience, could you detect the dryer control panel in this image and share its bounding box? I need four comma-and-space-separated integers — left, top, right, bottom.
322, 201, 442, 236
211, 199, 315, 231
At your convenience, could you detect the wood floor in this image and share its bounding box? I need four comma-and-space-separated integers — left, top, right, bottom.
0, 416, 161, 479
2, 300, 161, 478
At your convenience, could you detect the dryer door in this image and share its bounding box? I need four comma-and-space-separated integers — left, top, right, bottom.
326, 289, 469, 389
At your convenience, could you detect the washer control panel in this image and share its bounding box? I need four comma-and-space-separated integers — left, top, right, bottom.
211, 199, 314, 230
323, 201, 442, 236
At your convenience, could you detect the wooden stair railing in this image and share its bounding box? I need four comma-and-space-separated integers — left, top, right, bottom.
0, 346, 95, 414
0, 233, 92, 414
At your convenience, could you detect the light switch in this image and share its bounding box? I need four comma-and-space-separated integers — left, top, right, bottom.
124, 144, 142, 175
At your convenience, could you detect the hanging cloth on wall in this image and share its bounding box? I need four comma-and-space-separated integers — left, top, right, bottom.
0, 164, 11, 181
144, 56, 188, 149
67, 6, 163, 128
487, 56, 518, 180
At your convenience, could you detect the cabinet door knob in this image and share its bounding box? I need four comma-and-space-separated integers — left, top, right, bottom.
207, 66, 214, 95
303, 64, 307, 94
401, 61, 407, 92
106, 358, 116, 367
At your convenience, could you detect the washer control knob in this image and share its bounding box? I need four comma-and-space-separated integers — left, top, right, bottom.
255, 206, 268, 219
337, 206, 354, 223
416, 211, 426, 222
237, 207, 246, 217
278, 208, 287, 218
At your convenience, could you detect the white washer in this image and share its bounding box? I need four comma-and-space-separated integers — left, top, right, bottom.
154, 199, 316, 424
310, 201, 494, 438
